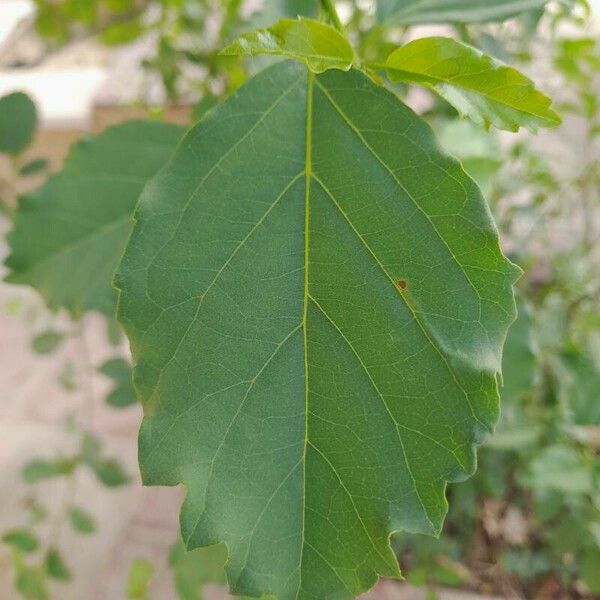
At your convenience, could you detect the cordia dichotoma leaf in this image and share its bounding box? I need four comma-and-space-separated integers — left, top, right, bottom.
116, 61, 519, 599
5, 121, 184, 317
377, 0, 550, 25
385, 37, 560, 132
222, 18, 355, 74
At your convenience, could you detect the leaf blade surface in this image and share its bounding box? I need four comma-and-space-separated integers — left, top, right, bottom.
385, 37, 560, 132
116, 61, 518, 600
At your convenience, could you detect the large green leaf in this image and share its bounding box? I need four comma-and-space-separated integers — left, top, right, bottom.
385, 37, 560, 132
116, 61, 518, 599
5, 121, 184, 316
377, 0, 550, 25
222, 18, 355, 73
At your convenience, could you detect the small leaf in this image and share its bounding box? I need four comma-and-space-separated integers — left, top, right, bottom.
44, 548, 71, 581
22, 458, 75, 483
385, 37, 560, 132
98, 357, 137, 408
31, 330, 64, 355
90, 458, 130, 487
127, 557, 154, 599
0, 92, 38, 155
2, 528, 39, 553
377, 0, 550, 25
16, 566, 48, 600
68, 506, 96, 534
5, 121, 184, 317
19, 158, 49, 177
222, 17, 355, 73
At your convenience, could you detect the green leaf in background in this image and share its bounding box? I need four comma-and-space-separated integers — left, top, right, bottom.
558, 351, 600, 426
44, 548, 71, 581
31, 330, 65, 355
247, 0, 315, 28
127, 557, 154, 599
0, 92, 38, 155
98, 357, 137, 408
89, 458, 130, 487
169, 539, 227, 600
21, 457, 75, 483
116, 60, 518, 599
489, 298, 539, 449
526, 445, 593, 495
5, 121, 184, 317
581, 548, 600, 594
19, 158, 49, 177
15, 566, 48, 600
222, 18, 355, 73
436, 119, 502, 196
385, 37, 561, 132
377, 0, 550, 25
68, 506, 96, 534
2, 528, 40, 553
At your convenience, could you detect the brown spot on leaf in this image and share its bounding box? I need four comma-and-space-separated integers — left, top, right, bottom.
396, 279, 407, 290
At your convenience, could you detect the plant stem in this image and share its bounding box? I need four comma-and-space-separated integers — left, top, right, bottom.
320, 0, 343, 32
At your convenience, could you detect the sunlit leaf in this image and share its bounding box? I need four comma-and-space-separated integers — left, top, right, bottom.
222, 18, 355, 73
127, 557, 154, 599
385, 37, 560, 132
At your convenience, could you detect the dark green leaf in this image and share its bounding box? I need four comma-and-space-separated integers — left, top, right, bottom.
31, 330, 65, 355
377, 0, 550, 25
19, 158, 49, 177
44, 548, 71, 581
385, 37, 560, 132
5, 121, 184, 317
0, 92, 38, 155
116, 61, 518, 599
2, 528, 39, 553
222, 18, 355, 73
68, 506, 96, 534
90, 458, 130, 487
98, 357, 137, 408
